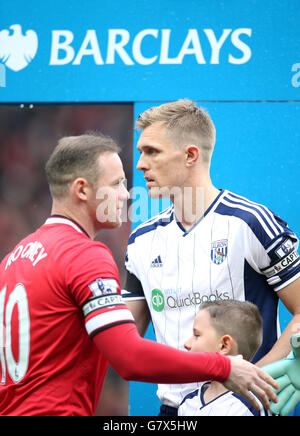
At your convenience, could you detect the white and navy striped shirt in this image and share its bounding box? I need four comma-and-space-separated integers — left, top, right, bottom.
123, 189, 300, 408
178, 383, 271, 416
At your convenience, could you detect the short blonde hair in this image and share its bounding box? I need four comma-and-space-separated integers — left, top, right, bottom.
45, 132, 120, 199
135, 99, 216, 164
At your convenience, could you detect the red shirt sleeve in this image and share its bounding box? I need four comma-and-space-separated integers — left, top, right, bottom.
93, 322, 231, 385
64, 240, 135, 337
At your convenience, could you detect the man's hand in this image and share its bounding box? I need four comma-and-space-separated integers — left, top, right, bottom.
263, 333, 300, 416
224, 355, 279, 411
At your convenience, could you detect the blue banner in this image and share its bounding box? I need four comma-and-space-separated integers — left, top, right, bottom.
0, 0, 299, 102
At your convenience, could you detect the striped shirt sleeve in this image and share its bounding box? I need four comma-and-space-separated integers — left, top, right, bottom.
218, 192, 300, 291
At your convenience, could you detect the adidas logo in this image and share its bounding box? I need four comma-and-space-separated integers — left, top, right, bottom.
151, 255, 163, 268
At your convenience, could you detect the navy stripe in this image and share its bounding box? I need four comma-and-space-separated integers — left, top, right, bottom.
215, 202, 273, 247
224, 195, 278, 238
244, 260, 279, 364
180, 389, 199, 406
227, 193, 283, 235
122, 291, 144, 299
128, 211, 174, 245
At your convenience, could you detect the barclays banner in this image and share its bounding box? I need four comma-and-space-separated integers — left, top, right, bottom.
0, 0, 299, 102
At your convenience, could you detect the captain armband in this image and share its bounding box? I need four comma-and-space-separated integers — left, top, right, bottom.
82, 293, 125, 317
261, 250, 300, 279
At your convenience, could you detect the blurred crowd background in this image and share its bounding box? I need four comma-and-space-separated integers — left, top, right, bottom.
0, 104, 133, 415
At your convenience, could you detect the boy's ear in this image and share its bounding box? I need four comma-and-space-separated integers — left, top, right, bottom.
219, 335, 237, 356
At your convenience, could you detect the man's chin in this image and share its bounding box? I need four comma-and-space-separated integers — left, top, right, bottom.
97, 217, 123, 230
148, 186, 171, 199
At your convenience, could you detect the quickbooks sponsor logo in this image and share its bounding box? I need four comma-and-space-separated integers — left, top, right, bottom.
172, 290, 232, 310
167, 291, 230, 309
151, 289, 165, 312
151, 289, 230, 312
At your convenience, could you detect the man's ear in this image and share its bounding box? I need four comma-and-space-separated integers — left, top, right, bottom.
219, 335, 237, 356
71, 178, 90, 202
185, 145, 200, 167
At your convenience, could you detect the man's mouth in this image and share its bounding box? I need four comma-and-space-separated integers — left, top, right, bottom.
145, 176, 155, 183
145, 179, 155, 188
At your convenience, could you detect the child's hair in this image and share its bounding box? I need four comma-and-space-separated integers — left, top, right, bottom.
200, 300, 263, 361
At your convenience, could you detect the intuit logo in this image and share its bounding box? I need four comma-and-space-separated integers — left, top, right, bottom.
151, 289, 165, 312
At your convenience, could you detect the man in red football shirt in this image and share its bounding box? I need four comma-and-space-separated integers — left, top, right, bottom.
0, 133, 278, 415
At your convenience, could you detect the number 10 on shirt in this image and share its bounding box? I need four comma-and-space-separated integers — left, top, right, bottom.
0, 284, 30, 384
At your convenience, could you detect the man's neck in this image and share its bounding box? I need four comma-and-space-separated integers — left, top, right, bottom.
51, 202, 95, 239
173, 184, 220, 230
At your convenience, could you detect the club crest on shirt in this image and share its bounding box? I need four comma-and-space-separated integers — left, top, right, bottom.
211, 239, 228, 265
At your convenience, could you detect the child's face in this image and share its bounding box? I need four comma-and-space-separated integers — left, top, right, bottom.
184, 309, 221, 353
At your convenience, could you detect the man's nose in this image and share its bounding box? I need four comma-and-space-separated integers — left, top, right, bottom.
136, 154, 148, 172
120, 183, 130, 200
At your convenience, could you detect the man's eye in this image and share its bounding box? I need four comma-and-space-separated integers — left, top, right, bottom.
143, 147, 158, 155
